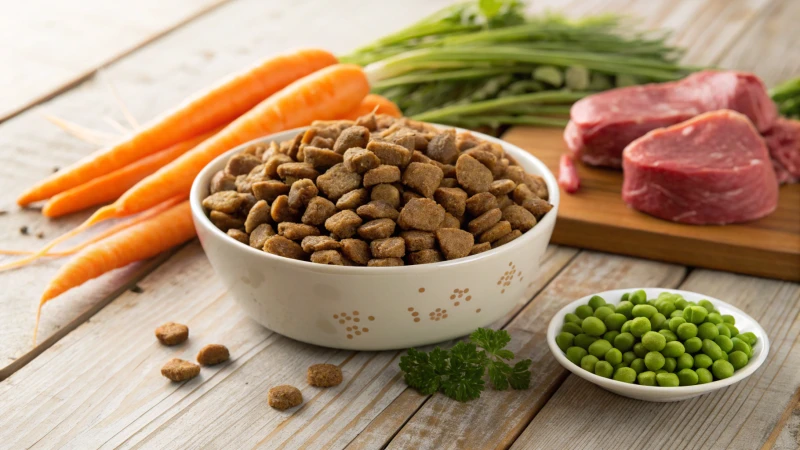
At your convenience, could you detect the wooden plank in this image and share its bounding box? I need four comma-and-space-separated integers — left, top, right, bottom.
0, 0, 457, 378
349, 252, 685, 450
0, 242, 576, 448
510, 270, 800, 450
0, 0, 230, 122
502, 127, 800, 281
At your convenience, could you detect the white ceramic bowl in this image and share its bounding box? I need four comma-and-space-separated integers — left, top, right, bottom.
191, 125, 560, 350
547, 288, 769, 402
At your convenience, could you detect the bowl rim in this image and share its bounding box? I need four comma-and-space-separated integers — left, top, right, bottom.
547, 288, 770, 397
189, 123, 560, 274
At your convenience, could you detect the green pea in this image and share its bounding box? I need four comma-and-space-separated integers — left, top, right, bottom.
727, 324, 739, 337
686, 301, 697, 307
644, 351, 666, 371
663, 357, 677, 373
604, 313, 628, 332
603, 331, 620, 343
638, 371, 657, 386
675, 298, 689, 310
698, 299, 715, 312
622, 351, 637, 365
650, 313, 668, 331
564, 313, 582, 324
588, 295, 607, 311
657, 292, 678, 301
593, 306, 615, 321
630, 289, 647, 305
613, 367, 637, 383
702, 339, 724, 361
582, 317, 607, 337
677, 353, 694, 370
714, 335, 733, 353
670, 310, 684, 318
588, 339, 613, 359
706, 312, 723, 325
740, 332, 758, 346
677, 322, 698, 340
556, 332, 575, 352
729, 351, 748, 370
655, 369, 667, 374
630, 358, 646, 374
613, 332, 635, 352
668, 317, 686, 332
621, 320, 632, 333
562, 322, 583, 335
659, 329, 678, 342
698, 322, 720, 340
712, 359, 734, 379
717, 323, 731, 338
630, 317, 651, 338
574, 334, 598, 349
605, 348, 623, 366
581, 354, 600, 372
684, 337, 702, 354
721, 314, 735, 324
575, 304, 594, 319
614, 362, 628, 371
731, 337, 752, 358
633, 343, 648, 358
566, 347, 588, 365
683, 306, 708, 324
595, 361, 613, 378
662, 341, 685, 358
620, 292, 630, 301
696, 367, 713, 384
694, 354, 713, 369
647, 299, 658, 308
677, 368, 699, 386
615, 301, 634, 319
656, 372, 680, 387
642, 331, 666, 352
632, 304, 658, 319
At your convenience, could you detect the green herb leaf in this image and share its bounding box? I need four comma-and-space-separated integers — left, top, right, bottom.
509, 359, 533, 390
470, 328, 512, 356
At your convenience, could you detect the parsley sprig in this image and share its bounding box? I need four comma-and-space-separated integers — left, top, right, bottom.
399, 328, 532, 401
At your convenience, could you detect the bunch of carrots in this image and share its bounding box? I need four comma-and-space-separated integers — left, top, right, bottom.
4, 48, 402, 342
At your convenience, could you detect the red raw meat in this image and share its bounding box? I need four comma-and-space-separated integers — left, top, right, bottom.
566, 70, 778, 168
622, 110, 778, 225
763, 118, 800, 184
558, 154, 580, 193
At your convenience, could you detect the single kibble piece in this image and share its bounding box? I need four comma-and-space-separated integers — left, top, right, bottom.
311, 250, 348, 265
316, 163, 362, 200
402, 162, 443, 198
307, 363, 344, 387
252, 180, 290, 202
367, 140, 411, 167
479, 221, 512, 243
202, 191, 246, 214
358, 218, 397, 240
465, 192, 498, 216
434, 187, 468, 217
407, 249, 444, 265
161, 358, 200, 382
325, 210, 363, 238
263, 235, 306, 259
263, 154, 293, 177
301, 236, 341, 253
426, 129, 458, 164
268, 385, 303, 410
303, 146, 343, 169
491, 229, 522, 248
249, 223, 275, 249
210, 170, 236, 194
336, 188, 369, 210
400, 231, 436, 251
357, 200, 399, 220
334, 126, 370, 153
438, 178, 458, 188
155, 322, 189, 346
521, 196, 553, 219
287, 179, 318, 209
244, 200, 271, 233
363, 165, 401, 187
442, 212, 461, 229
341, 238, 371, 265
227, 229, 249, 244
456, 154, 493, 194
468, 208, 502, 235
502, 205, 537, 232
225, 153, 262, 176
368, 258, 404, 267
277, 162, 319, 181
489, 179, 516, 196
197, 344, 230, 366
278, 222, 320, 241
270, 195, 297, 223
370, 237, 406, 258
436, 228, 474, 260
370, 183, 401, 208
469, 242, 492, 255
397, 198, 445, 231
301, 196, 337, 226
343, 147, 381, 173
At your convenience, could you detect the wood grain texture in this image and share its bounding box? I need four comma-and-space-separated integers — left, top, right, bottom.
502, 127, 800, 281
511, 270, 800, 450
352, 253, 686, 450
0, 0, 456, 378
0, 0, 229, 122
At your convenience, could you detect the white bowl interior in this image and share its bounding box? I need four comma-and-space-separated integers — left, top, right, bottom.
547, 288, 769, 402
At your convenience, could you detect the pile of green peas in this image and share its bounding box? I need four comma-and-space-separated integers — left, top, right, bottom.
556, 290, 758, 387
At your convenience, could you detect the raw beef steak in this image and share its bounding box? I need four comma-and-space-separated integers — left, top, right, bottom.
763, 118, 800, 184
566, 71, 778, 168
622, 110, 778, 225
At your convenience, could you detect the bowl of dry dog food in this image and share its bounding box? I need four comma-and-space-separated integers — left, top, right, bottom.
190, 113, 559, 350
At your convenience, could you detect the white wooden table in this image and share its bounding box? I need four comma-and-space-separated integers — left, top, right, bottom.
0, 1, 798, 448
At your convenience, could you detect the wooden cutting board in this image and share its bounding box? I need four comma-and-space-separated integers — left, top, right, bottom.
503, 126, 800, 281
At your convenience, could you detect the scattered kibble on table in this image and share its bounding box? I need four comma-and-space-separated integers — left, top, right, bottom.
556, 290, 758, 386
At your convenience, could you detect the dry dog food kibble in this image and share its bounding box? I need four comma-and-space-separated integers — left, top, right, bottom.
268, 385, 303, 410
161, 358, 200, 382
196, 344, 230, 366
307, 363, 344, 387
155, 322, 189, 346
204, 114, 551, 265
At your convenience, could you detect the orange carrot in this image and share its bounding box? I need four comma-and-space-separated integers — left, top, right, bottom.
17, 48, 337, 206
341, 94, 402, 119
42, 129, 217, 217
34, 200, 195, 342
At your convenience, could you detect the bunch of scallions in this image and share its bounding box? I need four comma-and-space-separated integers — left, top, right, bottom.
342, 0, 695, 131
771, 77, 800, 119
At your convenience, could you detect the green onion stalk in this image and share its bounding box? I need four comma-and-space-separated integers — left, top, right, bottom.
343, 0, 695, 131
771, 77, 800, 119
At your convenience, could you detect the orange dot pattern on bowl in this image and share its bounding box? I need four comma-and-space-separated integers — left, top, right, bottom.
429, 308, 448, 321
450, 287, 471, 307
407, 307, 421, 323
497, 262, 520, 294
332, 311, 374, 339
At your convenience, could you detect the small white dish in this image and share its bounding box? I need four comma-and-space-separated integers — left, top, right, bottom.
547, 288, 769, 402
